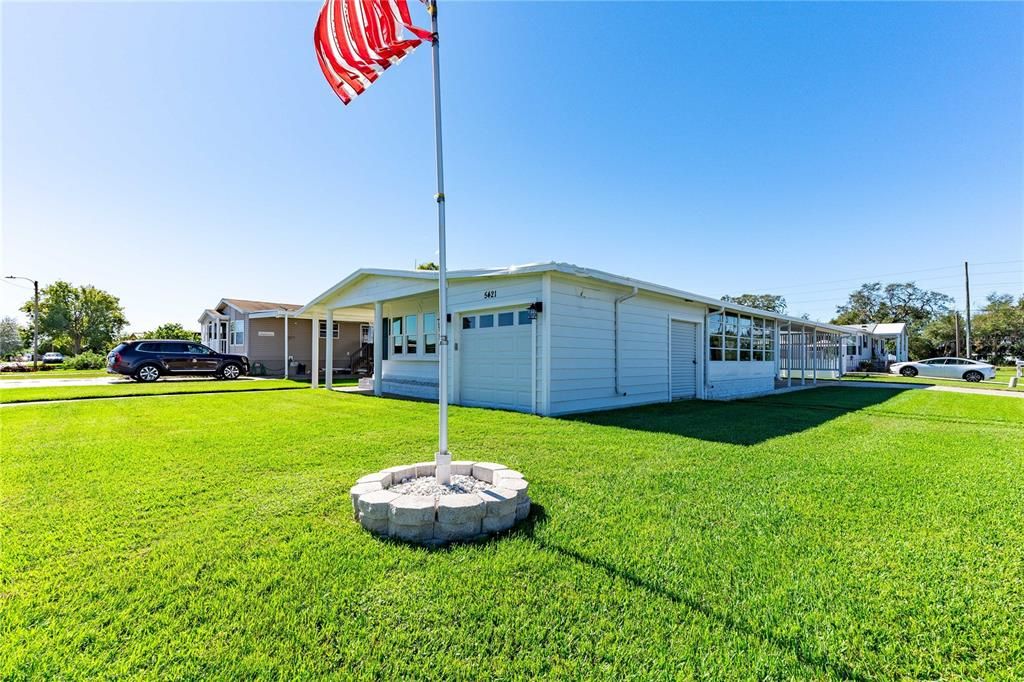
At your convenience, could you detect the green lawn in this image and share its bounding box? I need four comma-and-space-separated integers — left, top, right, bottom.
2, 388, 1022, 679
836, 366, 1022, 392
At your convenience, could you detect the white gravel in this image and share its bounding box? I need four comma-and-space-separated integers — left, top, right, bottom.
389, 474, 495, 497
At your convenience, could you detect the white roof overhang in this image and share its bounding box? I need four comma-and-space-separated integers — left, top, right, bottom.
298, 262, 855, 334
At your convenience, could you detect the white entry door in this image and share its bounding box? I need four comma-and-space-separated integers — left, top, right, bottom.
670, 319, 698, 400
459, 310, 533, 412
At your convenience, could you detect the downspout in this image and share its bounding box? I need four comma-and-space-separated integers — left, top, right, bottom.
614, 286, 639, 395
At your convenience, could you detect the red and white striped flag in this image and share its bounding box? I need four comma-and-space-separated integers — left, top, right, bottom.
314, 0, 432, 105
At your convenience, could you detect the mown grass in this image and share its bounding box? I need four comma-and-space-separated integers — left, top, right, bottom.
2, 388, 1022, 679
836, 367, 1022, 392
0, 378, 333, 404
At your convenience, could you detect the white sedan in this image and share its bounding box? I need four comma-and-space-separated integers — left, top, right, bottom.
890, 357, 996, 383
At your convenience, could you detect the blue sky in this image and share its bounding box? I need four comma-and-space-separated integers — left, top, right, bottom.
2, 1, 1021, 331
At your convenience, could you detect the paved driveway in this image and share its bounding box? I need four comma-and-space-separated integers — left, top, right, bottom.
823, 379, 1024, 399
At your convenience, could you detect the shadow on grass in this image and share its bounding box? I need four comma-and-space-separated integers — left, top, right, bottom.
560, 386, 910, 446
514, 505, 868, 681
370, 503, 865, 677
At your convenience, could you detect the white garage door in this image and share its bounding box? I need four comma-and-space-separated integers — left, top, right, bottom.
459, 310, 533, 412
670, 319, 698, 400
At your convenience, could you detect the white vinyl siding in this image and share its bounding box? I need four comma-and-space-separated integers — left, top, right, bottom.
546, 276, 704, 415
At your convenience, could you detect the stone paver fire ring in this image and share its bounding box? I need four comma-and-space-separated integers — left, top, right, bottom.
349, 461, 530, 545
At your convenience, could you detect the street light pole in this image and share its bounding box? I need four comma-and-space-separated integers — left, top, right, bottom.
5, 276, 39, 370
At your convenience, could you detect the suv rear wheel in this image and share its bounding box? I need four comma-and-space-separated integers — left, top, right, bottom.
220, 363, 241, 380
135, 364, 161, 382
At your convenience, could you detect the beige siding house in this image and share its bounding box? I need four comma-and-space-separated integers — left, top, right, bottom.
199, 298, 371, 377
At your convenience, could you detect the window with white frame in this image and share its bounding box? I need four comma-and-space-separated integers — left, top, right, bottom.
230, 319, 244, 346
389, 317, 404, 355
387, 312, 438, 356
708, 312, 774, 361
405, 315, 418, 354
319, 321, 340, 339
423, 313, 437, 354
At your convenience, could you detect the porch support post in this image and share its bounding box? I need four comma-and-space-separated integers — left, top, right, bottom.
812, 329, 817, 385
325, 309, 334, 390
311, 316, 320, 389
283, 313, 289, 379
373, 302, 384, 397
836, 333, 842, 376
801, 327, 806, 386
786, 322, 792, 388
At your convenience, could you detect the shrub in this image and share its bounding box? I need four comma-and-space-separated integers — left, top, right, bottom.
64, 352, 107, 370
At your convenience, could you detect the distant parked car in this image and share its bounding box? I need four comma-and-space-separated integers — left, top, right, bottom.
42, 352, 64, 364
107, 340, 249, 382
890, 357, 996, 383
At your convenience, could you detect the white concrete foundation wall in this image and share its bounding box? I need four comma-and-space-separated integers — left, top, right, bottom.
381, 359, 439, 399
705, 375, 775, 400
705, 361, 777, 400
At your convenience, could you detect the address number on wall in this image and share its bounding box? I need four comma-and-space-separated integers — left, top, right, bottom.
483, 290, 497, 299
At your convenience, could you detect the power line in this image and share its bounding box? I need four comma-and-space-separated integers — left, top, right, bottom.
1, 279, 34, 292
785, 280, 1021, 307
765, 270, 1022, 299
747, 259, 1023, 294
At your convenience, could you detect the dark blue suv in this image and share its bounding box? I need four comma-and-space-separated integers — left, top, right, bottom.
107, 340, 249, 382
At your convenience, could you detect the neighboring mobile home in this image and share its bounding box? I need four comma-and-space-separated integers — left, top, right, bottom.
296, 263, 867, 416
198, 298, 372, 377
841, 322, 910, 371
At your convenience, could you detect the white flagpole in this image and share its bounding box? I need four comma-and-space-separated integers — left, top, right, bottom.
428, 0, 452, 485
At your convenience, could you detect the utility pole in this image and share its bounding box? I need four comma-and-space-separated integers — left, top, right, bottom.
5, 275, 39, 370
964, 261, 972, 360
953, 309, 960, 358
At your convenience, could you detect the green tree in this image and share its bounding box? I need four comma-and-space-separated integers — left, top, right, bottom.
416, 262, 439, 271
918, 312, 965, 358
22, 281, 128, 355
142, 322, 200, 342
832, 282, 954, 360
970, 293, 1024, 362
720, 294, 787, 313
833, 282, 953, 326
0, 316, 23, 357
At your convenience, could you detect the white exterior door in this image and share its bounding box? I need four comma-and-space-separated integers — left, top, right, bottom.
459, 310, 533, 412
670, 319, 698, 400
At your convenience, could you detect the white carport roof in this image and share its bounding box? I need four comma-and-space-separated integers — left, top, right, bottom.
845, 322, 908, 336
298, 262, 853, 334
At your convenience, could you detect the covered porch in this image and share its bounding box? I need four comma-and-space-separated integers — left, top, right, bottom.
778, 321, 848, 387
291, 302, 384, 389
199, 309, 230, 354
296, 269, 442, 394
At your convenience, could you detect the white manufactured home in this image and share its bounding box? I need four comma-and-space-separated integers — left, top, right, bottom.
297, 263, 861, 416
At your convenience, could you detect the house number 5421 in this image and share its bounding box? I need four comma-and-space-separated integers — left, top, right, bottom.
483, 290, 497, 299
